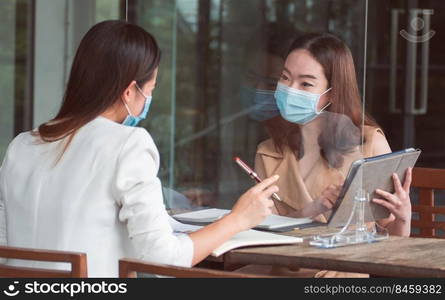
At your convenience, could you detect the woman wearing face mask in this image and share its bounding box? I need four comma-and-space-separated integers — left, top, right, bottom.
255, 33, 412, 238
0, 20, 279, 277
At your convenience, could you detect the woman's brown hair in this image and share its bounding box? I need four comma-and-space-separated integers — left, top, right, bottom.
33, 20, 161, 152
264, 32, 378, 168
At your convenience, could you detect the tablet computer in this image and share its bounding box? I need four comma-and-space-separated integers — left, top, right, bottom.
326, 148, 421, 228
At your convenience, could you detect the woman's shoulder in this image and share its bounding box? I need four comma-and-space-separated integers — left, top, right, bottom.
256, 138, 284, 158
8, 131, 33, 146
0, 132, 31, 164
123, 126, 157, 152
362, 125, 391, 156
88, 117, 155, 146
84, 118, 160, 167
363, 125, 387, 146
363, 125, 385, 138
67, 117, 160, 164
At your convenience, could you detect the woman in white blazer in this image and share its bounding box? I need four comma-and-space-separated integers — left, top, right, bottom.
0, 20, 279, 277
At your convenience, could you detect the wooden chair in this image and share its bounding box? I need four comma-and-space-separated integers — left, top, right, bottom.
0, 245, 87, 277
119, 258, 270, 278
411, 167, 445, 238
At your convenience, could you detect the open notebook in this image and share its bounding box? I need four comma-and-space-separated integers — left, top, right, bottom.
169, 216, 302, 257
172, 208, 314, 231
211, 230, 302, 257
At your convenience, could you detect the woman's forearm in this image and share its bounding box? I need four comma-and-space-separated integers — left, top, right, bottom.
187, 175, 279, 265
188, 213, 243, 266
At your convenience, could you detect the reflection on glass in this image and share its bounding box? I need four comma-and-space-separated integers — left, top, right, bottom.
131, 0, 368, 210
239, 23, 296, 123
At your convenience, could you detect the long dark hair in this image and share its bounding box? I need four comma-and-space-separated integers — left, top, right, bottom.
33, 20, 161, 150
264, 33, 378, 168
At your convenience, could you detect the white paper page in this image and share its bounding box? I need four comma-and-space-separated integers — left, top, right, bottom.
258, 214, 314, 229
173, 208, 230, 223
173, 208, 313, 229
211, 229, 303, 257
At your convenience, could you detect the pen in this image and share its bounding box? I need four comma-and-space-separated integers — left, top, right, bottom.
234, 157, 282, 202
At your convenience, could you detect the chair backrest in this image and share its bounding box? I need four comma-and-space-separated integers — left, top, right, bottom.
119, 258, 268, 278
0, 245, 88, 277
411, 167, 445, 238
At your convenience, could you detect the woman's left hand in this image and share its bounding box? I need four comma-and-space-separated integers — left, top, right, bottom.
372, 168, 412, 235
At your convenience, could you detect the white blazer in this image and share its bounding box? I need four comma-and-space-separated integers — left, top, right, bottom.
0, 116, 193, 277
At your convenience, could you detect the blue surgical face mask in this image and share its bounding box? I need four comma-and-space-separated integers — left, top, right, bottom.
240, 86, 280, 121
122, 84, 152, 127
274, 82, 331, 125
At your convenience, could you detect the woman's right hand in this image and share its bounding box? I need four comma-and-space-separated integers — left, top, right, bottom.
229, 175, 279, 231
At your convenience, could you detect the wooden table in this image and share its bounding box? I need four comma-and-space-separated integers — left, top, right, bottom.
216, 227, 445, 277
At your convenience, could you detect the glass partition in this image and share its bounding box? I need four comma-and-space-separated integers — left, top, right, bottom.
0, 0, 443, 237
130, 0, 369, 214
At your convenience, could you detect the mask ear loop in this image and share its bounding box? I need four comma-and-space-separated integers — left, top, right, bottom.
318, 87, 332, 113
319, 102, 332, 113
122, 82, 145, 118
135, 84, 148, 98
321, 87, 332, 95
122, 99, 133, 116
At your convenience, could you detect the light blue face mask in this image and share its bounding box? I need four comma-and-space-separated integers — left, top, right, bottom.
240, 86, 280, 121
274, 82, 331, 125
122, 84, 152, 127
